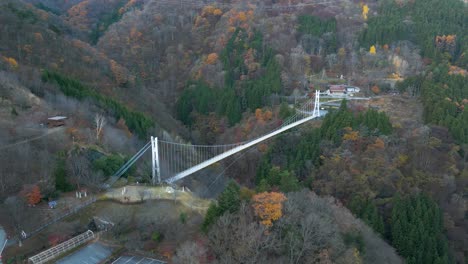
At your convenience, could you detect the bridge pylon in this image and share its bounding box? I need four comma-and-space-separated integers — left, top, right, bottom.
313, 90, 320, 117
151, 136, 161, 184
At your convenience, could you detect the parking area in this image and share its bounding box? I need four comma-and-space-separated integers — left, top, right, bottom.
112, 255, 166, 264
56, 242, 112, 264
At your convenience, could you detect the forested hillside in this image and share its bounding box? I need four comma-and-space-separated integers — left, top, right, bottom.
0, 0, 467, 263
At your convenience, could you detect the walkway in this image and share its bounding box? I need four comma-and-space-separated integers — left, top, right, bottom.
103, 186, 212, 213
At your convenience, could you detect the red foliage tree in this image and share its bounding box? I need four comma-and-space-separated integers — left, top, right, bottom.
22, 185, 41, 206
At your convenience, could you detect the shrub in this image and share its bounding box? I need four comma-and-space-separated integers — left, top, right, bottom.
179, 212, 187, 224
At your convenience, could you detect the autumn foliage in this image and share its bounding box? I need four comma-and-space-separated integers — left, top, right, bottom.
371, 85, 380, 94
362, 4, 369, 20
435, 35, 457, 55
343, 127, 359, 141
205, 53, 219, 64
252, 192, 287, 227
202, 5, 223, 17
110, 59, 132, 86
383, 44, 389, 52
48, 234, 68, 247
227, 9, 255, 28
22, 185, 41, 206
255, 108, 263, 121
448, 65, 467, 76
255, 108, 273, 122
3, 56, 18, 70
370, 138, 385, 150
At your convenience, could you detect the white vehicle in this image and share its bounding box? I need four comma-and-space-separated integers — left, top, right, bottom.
346, 86, 360, 93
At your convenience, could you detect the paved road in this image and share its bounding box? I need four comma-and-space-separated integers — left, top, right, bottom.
56, 242, 111, 264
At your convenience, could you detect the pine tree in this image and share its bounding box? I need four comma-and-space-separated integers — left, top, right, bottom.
279, 170, 300, 192
390, 194, 450, 264
202, 203, 220, 232
217, 181, 241, 213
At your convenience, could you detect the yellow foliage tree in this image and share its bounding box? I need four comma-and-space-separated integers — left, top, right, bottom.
446, 35, 456, 45
331, 154, 341, 163
202, 5, 216, 16
238, 11, 247, 22
397, 154, 409, 167
362, 4, 369, 20
338, 47, 346, 58
4, 57, 18, 70
252, 192, 287, 227
343, 127, 359, 141
205, 53, 219, 64
369, 45, 376, 55
213, 8, 223, 16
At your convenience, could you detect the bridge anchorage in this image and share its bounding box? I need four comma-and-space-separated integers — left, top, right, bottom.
107, 91, 367, 187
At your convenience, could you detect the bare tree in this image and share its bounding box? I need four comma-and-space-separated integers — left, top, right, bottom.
67, 149, 90, 190
4, 196, 26, 236
67, 148, 103, 190
100, 204, 132, 239
277, 191, 341, 264
173, 241, 207, 264
95, 113, 106, 140
208, 203, 277, 264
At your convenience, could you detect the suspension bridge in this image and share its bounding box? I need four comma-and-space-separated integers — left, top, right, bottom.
106, 91, 367, 186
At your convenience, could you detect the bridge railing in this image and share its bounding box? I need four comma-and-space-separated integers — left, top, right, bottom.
166, 112, 320, 183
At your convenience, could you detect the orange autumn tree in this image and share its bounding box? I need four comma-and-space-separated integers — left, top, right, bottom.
435, 35, 457, 55
371, 85, 380, 94
205, 53, 219, 64
371, 138, 385, 149
255, 108, 263, 121
252, 192, 287, 227
263, 110, 273, 121
22, 185, 41, 206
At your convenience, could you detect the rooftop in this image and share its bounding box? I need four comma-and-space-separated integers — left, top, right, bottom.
329, 85, 346, 91
47, 116, 67, 121
112, 256, 166, 264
